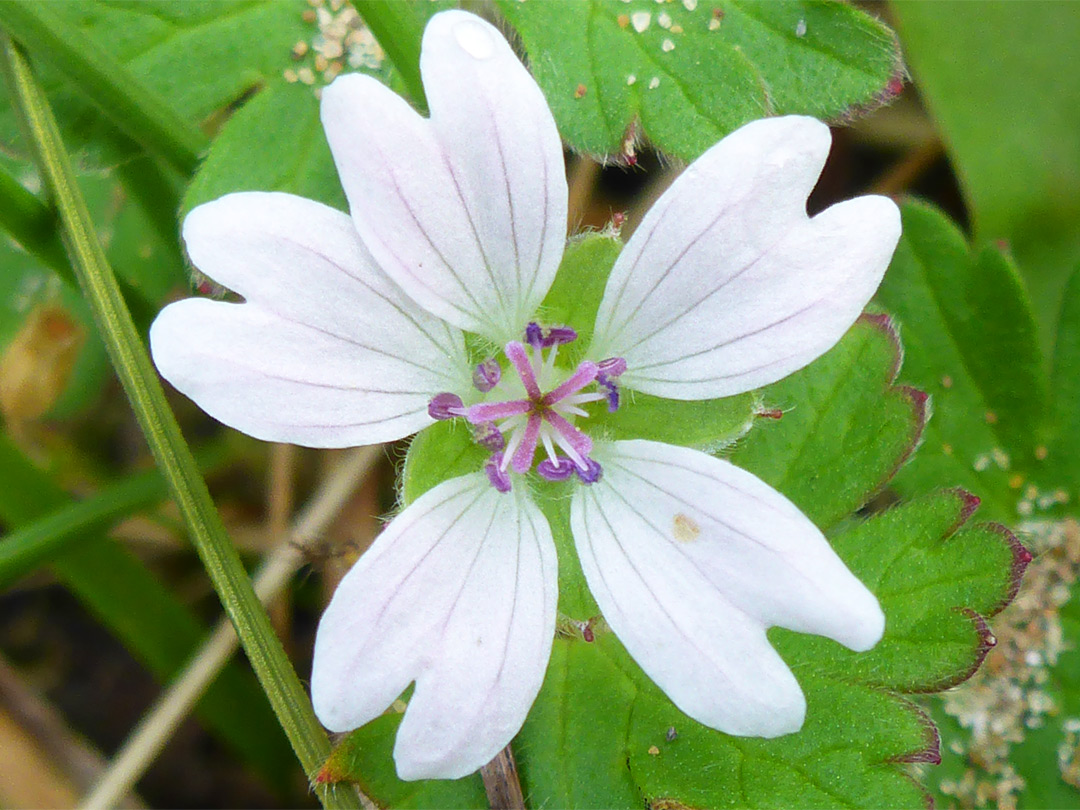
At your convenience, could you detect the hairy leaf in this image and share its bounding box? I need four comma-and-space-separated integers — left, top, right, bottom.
498, 0, 902, 160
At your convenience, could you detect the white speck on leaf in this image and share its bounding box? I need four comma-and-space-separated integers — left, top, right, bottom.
662, 38, 675, 52
631, 11, 652, 32
795, 18, 807, 37
649, 76, 660, 89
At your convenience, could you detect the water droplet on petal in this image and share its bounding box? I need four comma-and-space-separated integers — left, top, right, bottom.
454, 18, 494, 59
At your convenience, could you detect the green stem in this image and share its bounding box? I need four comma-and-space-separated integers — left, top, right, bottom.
0, 37, 356, 807
0, 442, 229, 590
360, 0, 428, 112
0, 1, 208, 174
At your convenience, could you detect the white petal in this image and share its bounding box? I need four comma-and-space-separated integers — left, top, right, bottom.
320, 11, 566, 344
571, 440, 883, 737
590, 116, 901, 399
150, 193, 469, 447
311, 474, 557, 780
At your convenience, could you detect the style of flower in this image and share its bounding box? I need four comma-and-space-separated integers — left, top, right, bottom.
150, 10, 901, 781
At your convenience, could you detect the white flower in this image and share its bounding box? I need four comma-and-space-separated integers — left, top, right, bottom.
150, 10, 900, 781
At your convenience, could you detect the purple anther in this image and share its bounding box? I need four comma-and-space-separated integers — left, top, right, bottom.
473, 422, 505, 452
484, 454, 512, 493
525, 322, 578, 348
574, 457, 603, 485
597, 357, 627, 379
600, 379, 620, 413
472, 358, 501, 392
596, 358, 627, 413
543, 325, 578, 346
428, 392, 465, 420
537, 457, 576, 481
525, 322, 544, 347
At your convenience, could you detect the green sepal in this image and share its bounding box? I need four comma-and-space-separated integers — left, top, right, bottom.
315, 713, 487, 809
401, 420, 487, 505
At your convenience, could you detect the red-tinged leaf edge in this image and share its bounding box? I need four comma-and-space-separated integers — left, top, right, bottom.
888, 699, 940, 810
833, 42, 907, 126
899, 489, 1031, 695
890, 698, 942, 766
851, 312, 930, 506
859, 311, 905, 379
985, 523, 1034, 612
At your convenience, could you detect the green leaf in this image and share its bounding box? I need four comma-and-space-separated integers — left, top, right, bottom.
874, 200, 1051, 523
0, 441, 227, 589
497, 0, 902, 160
920, 515, 1080, 810
0, 0, 208, 173
727, 313, 925, 528
325, 296, 1023, 807
1049, 263, 1080, 499
182, 80, 346, 216
1, 39, 356, 805
892, 2, 1080, 336
518, 635, 642, 809
509, 491, 1024, 810
0, 435, 296, 795
0, 0, 316, 168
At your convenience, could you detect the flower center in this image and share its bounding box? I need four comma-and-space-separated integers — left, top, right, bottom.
428, 323, 627, 493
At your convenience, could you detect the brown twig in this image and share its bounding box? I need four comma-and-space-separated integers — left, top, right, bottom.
480, 744, 526, 810
79, 446, 381, 810
0, 654, 144, 808
267, 443, 297, 649
870, 137, 944, 197
566, 155, 601, 232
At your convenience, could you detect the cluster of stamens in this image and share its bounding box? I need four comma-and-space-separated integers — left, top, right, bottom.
428, 323, 626, 493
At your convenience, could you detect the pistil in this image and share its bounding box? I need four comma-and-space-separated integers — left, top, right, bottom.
428, 322, 628, 491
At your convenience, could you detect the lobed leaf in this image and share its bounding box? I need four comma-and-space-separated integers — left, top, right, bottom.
323, 297, 1023, 807
497, 0, 902, 161
875, 200, 1051, 523
727, 313, 925, 529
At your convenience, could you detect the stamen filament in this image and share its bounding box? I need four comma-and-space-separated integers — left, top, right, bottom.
502, 424, 526, 472
562, 392, 607, 405
555, 404, 589, 417
540, 428, 559, 465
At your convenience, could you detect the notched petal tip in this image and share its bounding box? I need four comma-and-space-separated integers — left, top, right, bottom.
425, 8, 499, 61
842, 596, 887, 653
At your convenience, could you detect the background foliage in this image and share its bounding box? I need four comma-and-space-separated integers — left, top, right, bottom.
1, 1, 1078, 808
